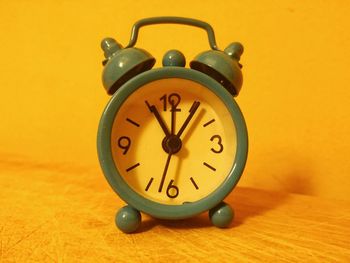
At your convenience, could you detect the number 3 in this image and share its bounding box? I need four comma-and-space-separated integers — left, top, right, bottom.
210, 135, 224, 153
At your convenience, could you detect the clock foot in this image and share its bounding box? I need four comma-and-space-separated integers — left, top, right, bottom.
115, 205, 141, 233
209, 202, 234, 228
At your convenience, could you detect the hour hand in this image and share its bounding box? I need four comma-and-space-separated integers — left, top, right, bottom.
145, 101, 170, 137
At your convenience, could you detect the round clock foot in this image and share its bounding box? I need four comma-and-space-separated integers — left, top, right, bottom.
115, 205, 141, 233
209, 202, 234, 228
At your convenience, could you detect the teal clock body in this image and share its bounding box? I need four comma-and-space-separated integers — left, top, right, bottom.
97, 17, 248, 233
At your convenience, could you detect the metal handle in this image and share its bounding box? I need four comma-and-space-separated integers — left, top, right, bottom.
125, 17, 219, 50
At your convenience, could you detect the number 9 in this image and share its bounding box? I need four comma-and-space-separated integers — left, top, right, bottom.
118, 136, 131, 155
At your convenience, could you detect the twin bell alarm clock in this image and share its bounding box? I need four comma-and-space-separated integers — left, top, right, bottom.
97, 17, 248, 233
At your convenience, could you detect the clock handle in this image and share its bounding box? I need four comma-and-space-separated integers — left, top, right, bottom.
125, 17, 219, 50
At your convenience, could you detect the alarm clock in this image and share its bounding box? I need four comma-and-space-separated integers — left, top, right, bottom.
97, 17, 248, 233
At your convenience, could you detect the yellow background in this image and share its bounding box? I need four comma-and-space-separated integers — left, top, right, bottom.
1, 0, 349, 200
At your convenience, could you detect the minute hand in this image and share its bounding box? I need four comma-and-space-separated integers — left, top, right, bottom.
145, 101, 171, 137
176, 101, 200, 138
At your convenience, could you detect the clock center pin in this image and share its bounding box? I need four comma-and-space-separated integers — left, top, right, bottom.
162, 135, 182, 154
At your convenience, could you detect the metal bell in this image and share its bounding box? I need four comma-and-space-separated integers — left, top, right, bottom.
101, 38, 156, 95
190, 42, 244, 96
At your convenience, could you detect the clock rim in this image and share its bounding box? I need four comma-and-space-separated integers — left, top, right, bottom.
97, 67, 248, 219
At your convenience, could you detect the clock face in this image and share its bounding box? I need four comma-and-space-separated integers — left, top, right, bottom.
110, 78, 236, 205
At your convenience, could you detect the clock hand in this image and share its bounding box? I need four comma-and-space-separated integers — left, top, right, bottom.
170, 101, 176, 135
158, 102, 199, 193
145, 101, 171, 137
158, 150, 173, 193
176, 101, 200, 138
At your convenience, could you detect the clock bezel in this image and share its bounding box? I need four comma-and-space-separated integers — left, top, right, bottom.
97, 67, 248, 219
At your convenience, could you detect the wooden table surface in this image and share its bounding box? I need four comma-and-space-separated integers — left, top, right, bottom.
1, 157, 349, 262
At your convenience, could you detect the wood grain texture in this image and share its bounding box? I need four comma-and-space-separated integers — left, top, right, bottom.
0, 156, 349, 262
